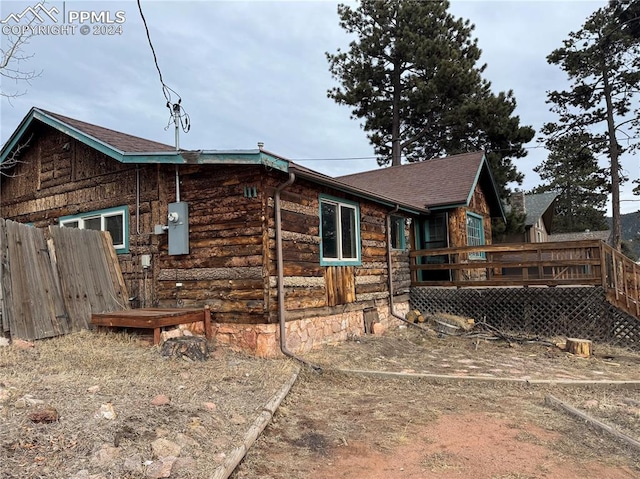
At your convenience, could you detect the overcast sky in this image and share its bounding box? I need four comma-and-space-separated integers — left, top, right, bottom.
1, 0, 637, 214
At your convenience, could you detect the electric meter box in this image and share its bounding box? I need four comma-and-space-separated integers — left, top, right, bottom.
168, 201, 189, 255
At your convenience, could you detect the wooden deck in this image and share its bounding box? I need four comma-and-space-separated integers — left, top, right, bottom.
91, 307, 212, 345
410, 240, 640, 320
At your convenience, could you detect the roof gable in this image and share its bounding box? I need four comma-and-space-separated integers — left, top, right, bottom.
0, 107, 429, 215
0, 107, 289, 171
337, 152, 504, 219
524, 192, 558, 229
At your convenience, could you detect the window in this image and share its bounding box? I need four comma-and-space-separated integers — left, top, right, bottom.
466, 212, 485, 259
60, 206, 128, 253
390, 216, 406, 250
320, 195, 360, 265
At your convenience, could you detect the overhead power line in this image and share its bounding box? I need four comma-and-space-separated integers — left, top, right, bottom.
136, 0, 190, 136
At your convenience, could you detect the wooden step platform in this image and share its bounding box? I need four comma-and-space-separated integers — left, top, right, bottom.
91, 307, 212, 345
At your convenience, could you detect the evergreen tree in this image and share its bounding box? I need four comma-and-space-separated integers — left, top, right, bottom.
326, 0, 533, 197
533, 132, 609, 234
542, 4, 640, 250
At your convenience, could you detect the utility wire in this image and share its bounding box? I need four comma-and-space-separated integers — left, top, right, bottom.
137, 0, 190, 134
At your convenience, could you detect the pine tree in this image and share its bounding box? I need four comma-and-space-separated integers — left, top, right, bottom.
533, 132, 609, 234
326, 0, 533, 197
542, 4, 640, 250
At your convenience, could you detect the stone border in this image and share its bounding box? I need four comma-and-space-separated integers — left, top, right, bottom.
336, 369, 640, 390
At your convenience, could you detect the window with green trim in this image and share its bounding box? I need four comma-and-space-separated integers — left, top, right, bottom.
466, 212, 485, 259
390, 215, 405, 250
60, 206, 129, 253
320, 196, 360, 265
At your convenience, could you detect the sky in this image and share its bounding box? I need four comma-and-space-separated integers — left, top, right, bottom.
1, 0, 638, 214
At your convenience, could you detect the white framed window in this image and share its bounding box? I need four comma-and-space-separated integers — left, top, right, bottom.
466, 212, 485, 259
60, 206, 129, 253
320, 195, 361, 266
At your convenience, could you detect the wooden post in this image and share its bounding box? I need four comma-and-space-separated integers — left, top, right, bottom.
204, 305, 213, 340
565, 338, 592, 357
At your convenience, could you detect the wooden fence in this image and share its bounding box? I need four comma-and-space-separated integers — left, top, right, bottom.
410, 240, 640, 321
0, 220, 129, 341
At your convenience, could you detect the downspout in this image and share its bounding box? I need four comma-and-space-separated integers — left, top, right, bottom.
386, 205, 430, 331
275, 172, 321, 371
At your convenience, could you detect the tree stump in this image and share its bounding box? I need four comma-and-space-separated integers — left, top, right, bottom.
565, 338, 592, 357
160, 336, 209, 361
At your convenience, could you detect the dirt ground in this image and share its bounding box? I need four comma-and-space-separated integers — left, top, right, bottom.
2, 325, 640, 479
233, 326, 640, 479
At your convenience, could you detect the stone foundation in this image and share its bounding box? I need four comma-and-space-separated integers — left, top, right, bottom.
209, 298, 408, 357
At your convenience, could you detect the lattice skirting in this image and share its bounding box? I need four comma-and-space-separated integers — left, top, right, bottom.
410, 286, 639, 349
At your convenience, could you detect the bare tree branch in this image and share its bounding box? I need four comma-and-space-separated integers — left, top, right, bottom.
1, 12, 42, 100
1, 134, 32, 177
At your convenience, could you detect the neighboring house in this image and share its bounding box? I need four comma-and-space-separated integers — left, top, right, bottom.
0, 108, 505, 354
339, 152, 505, 281
503, 191, 558, 243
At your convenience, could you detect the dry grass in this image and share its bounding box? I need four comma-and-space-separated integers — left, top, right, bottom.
0, 330, 296, 479
3, 325, 640, 479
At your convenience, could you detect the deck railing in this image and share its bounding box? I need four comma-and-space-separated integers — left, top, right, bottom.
409, 240, 640, 319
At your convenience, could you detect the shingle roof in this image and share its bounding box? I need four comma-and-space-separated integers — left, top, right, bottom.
522, 192, 558, 227
40, 109, 175, 153
337, 152, 499, 212
549, 230, 611, 243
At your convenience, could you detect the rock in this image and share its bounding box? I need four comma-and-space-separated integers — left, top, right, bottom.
372, 322, 386, 335
123, 454, 143, 474
92, 444, 120, 466
87, 385, 100, 394
146, 456, 177, 478
160, 336, 208, 361
96, 403, 116, 420
172, 456, 196, 473
151, 438, 182, 458
0, 337, 10, 347
28, 406, 59, 423
203, 402, 217, 411
160, 328, 183, 343
12, 338, 35, 349
151, 395, 170, 406
24, 395, 45, 406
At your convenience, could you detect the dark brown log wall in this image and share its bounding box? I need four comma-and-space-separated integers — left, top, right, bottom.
263, 174, 398, 322
155, 164, 271, 324
1, 123, 404, 326
0, 124, 160, 306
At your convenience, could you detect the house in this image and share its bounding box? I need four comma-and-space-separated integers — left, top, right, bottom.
503, 191, 558, 243
0, 108, 505, 355
339, 152, 505, 281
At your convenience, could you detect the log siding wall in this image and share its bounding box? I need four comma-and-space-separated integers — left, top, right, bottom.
0, 126, 160, 307
264, 175, 404, 323
1, 124, 409, 333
